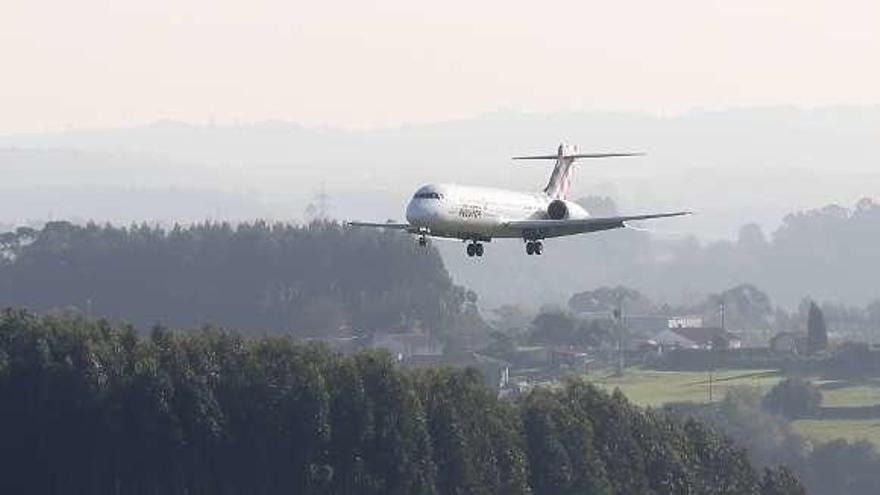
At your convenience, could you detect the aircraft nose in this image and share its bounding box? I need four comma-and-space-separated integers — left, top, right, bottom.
405, 199, 422, 224
406, 199, 435, 226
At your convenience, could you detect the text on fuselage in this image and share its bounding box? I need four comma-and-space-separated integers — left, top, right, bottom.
458, 204, 484, 219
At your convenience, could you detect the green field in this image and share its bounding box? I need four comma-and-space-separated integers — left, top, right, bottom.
794, 419, 880, 446
585, 368, 783, 407
817, 379, 880, 407
584, 368, 880, 447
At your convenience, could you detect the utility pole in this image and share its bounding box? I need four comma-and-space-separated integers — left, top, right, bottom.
614, 294, 625, 377
709, 297, 726, 402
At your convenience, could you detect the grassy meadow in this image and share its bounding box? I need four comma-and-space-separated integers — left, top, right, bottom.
584, 368, 880, 447
585, 368, 783, 407
792, 419, 880, 446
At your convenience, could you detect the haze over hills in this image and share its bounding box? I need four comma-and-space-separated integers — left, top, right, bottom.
3, 107, 879, 230
3, 107, 878, 228
2, 107, 878, 308
441, 196, 880, 311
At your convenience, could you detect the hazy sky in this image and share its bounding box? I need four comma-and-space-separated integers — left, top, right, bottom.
3, 0, 879, 133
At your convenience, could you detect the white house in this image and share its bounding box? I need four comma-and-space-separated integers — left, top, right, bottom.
653, 327, 742, 351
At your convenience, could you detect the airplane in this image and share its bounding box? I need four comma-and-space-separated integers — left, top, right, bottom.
348, 143, 690, 257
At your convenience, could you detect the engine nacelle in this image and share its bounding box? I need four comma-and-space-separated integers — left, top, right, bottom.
546, 199, 589, 220
547, 199, 569, 220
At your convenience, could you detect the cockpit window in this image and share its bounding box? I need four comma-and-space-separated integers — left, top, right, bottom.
414, 192, 443, 200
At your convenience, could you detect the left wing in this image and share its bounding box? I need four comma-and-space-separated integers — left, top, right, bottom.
503, 211, 691, 238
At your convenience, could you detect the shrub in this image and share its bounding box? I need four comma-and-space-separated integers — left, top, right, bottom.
762, 377, 822, 419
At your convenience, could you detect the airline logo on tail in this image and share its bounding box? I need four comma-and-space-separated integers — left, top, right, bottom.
544, 143, 578, 199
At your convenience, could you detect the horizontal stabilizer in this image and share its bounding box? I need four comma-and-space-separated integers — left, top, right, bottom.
512, 152, 644, 160
515, 143, 645, 199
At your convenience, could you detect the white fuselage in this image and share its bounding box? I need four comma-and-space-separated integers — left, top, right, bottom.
405, 183, 590, 240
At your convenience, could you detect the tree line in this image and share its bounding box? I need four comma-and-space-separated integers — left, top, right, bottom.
577, 197, 880, 310
673, 385, 880, 495
0, 309, 804, 494
454, 196, 880, 311
0, 221, 480, 337
632, 198, 880, 310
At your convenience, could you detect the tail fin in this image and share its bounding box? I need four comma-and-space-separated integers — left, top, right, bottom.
513, 143, 643, 200
544, 143, 577, 199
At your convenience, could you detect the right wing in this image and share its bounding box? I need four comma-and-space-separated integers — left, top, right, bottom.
503, 211, 691, 238
346, 221, 416, 232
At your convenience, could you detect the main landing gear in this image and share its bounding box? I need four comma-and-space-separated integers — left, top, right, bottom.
466, 242, 484, 257
525, 241, 543, 256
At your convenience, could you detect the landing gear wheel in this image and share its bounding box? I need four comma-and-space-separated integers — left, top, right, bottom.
525, 241, 543, 255
466, 243, 476, 257
418, 236, 427, 247
475, 243, 484, 257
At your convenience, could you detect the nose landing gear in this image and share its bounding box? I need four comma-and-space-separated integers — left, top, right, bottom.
525, 241, 543, 256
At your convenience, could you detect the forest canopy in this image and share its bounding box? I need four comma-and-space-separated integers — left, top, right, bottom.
0, 221, 476, 336
0, 309, 803, 494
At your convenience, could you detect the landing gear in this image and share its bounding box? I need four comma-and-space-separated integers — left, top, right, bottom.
418, 235, 428, 247
466, 242, 484, 257
525, 241, 543, 256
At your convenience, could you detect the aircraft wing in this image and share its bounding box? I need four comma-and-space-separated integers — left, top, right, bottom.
503, 211, 691, 238
346, 221, 416, 232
